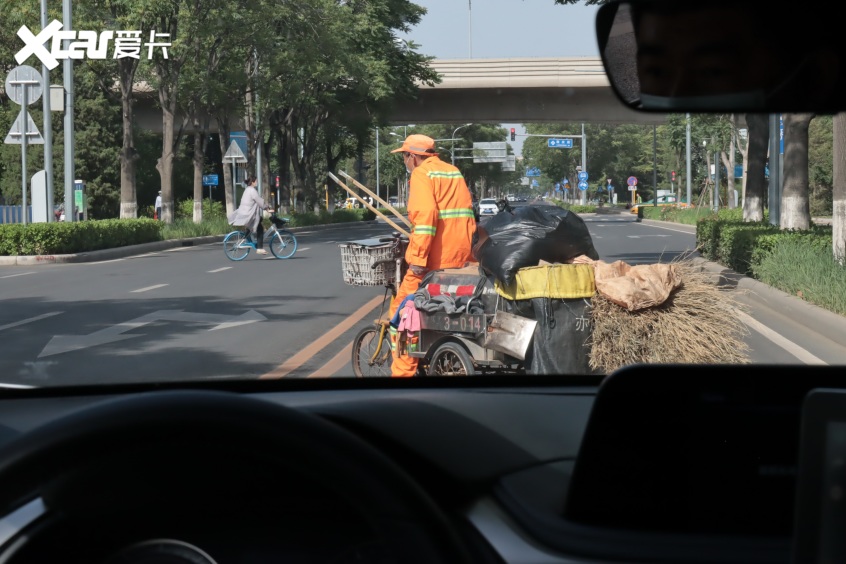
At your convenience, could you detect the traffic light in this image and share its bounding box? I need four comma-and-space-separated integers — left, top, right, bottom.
670, 170, 676, 182
510, 128, 516, 142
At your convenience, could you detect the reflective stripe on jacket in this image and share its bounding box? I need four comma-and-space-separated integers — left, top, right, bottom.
405, 156, 476, 270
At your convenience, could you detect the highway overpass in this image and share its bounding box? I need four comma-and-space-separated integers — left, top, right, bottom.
132, 57, 668, 133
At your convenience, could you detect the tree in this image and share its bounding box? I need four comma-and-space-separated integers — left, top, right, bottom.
81, 0, 152, 219
743, 114, 768, 222
780, 113, 815, 230
833, 114, 846, 264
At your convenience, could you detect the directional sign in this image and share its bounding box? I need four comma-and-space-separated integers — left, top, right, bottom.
548, 138, 573, 148
4, 109, 43, 144
473, 141, 507, 163
4, 65, 43, 106
531, 179, 539, 187
38, 309, 267, 357
578, 181, 588, 191
202, 174, 219, 186
526, 167, 541, 177
627, 176, 638, 186
578, 171, 588, 182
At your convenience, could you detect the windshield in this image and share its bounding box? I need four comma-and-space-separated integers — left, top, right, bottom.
1, 0, 843, 387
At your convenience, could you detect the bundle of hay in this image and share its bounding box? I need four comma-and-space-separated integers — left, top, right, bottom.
588, 260, 750, 373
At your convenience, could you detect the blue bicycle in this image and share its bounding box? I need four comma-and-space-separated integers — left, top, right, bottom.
223, 212, 298, 260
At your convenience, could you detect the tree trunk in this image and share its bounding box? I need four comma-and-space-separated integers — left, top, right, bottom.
276, 129, 290, 214
192, 126, 206, 224
156, 98, 176, 224
833, 113, 846, 264
780, 113, 814, 230
261, 136, 272, 205
217, 118, 235, 216
743, 113, 768, 222
118, 59, 139, 218
721, 116, 737, 208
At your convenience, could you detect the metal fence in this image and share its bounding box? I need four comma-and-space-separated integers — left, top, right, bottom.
0, 206, 34, 224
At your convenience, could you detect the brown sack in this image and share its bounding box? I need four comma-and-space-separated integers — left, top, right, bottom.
593, 260, 682, 311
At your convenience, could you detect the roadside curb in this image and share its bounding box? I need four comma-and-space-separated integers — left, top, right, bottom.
0, 220, 379, 266
641, 218, 846, 336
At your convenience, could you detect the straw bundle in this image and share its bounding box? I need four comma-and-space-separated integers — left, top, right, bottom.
588, 260, 750, 373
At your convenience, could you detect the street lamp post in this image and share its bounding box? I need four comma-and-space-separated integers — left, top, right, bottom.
451, 123, 472, 166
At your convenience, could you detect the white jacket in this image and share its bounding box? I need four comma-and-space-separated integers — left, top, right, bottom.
227, 186, 267, 231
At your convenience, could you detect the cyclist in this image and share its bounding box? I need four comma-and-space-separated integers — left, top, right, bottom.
228, 175, 273, 254
387, 134, 477, 377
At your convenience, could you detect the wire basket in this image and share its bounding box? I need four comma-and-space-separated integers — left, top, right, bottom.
339, 241, 398, 287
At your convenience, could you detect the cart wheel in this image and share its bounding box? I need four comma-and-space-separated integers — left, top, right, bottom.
427, 341, 476, 377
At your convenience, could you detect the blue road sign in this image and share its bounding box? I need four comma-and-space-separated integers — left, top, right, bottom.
548, 138, 573, 148
554, 183, 560, 190
780, 115, 784, 154
531, 179, 539, 187
627, 176, 637, 186
578, 171, 588, 182
578, 181, 588, 191
202, 174, 219, 186
526, 167, 541, 177
561, 178, 569, 185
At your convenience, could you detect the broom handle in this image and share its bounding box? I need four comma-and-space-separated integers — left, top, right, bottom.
327, 173, 411, 237
337, 170, 413, 229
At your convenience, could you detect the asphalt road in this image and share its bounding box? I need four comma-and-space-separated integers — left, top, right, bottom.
1, 204, 844, 387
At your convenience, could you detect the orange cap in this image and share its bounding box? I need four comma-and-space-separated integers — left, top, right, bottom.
390, 134, 436, 155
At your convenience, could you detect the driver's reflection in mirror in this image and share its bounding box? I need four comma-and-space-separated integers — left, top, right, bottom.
630, 1, 840, 111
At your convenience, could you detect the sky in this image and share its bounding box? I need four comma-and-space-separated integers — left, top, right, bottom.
399, 0, 602, 157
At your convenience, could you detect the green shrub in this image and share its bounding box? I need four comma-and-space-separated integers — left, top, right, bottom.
161, 218, 231, 239
715, 222, 779, 275
0, 219, 163, 256
749, 229, 833, 276
359, 208, 376, 221
751, 237, 846, 316
695, 214, 722, 260
175, 198, 227, 220
331, 209, 361, 223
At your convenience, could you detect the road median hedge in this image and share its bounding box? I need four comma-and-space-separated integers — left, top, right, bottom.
0, 219, 163, 256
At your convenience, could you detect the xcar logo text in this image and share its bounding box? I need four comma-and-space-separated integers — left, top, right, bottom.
15, 20, 171, 71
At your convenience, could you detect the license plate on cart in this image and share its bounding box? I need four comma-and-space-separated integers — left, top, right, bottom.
422, 313, 486, 335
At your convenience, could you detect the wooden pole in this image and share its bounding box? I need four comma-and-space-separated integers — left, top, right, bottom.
337, 170, 412, 228
327, 172, 410, 237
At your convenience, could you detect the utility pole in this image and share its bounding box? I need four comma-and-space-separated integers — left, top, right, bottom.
41, 0, 54, 221
686, 113, 691, 206
652, 124, 658, 208
63, 0, 75, 221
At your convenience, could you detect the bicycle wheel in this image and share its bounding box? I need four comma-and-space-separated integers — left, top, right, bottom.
223, 231, 250, 261
269, 230, 298, 259
351, 325, 393, 377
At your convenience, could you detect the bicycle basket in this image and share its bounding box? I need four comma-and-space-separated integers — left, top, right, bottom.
339, 240, 399, 287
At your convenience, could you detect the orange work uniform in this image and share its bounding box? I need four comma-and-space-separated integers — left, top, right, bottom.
389, 156, 477, 377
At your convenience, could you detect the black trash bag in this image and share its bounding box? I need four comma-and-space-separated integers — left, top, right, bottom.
475, 205, 599, 286
503, 296, 595, 375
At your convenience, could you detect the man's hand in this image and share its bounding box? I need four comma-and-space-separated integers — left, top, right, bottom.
410, 264, 428, 276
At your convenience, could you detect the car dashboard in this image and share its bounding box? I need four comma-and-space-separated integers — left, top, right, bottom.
0, 365, 842, 563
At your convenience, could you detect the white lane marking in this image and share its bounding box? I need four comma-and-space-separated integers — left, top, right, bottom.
0, 382, 36, 389
0, 272, 36, 279
130, 284, 168, 293
208, 267, 231, 273
297, 247, 310, 252
627, 235, 670, 238
736, 310, 828, 365
636, 223, 696, 235
0, 312, 63, 333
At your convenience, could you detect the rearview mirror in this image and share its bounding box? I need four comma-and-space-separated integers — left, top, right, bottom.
596, 0, 846, 113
